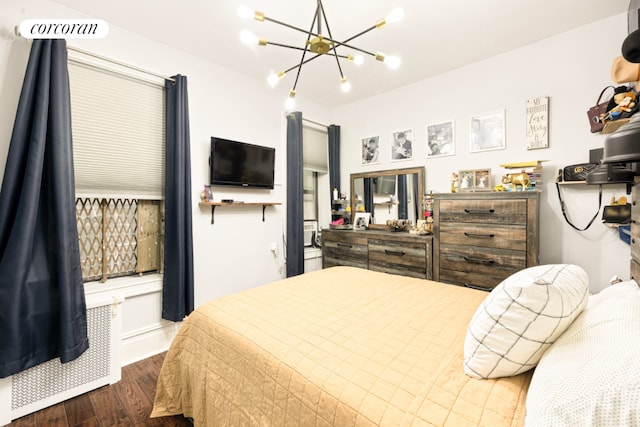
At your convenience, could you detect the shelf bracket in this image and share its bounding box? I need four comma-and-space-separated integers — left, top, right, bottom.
211, 205, 215, 224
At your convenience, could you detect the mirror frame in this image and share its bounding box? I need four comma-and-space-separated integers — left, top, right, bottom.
350, 166, 425, 223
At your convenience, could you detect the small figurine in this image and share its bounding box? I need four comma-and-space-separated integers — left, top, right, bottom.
501, 173, 530, 191
451, 172, 460, 193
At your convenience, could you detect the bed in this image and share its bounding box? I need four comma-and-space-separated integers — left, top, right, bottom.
151, 265, 640, 426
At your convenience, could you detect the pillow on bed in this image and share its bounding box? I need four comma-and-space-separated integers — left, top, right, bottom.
463, 264, 589, 379
525, 280, 640, 426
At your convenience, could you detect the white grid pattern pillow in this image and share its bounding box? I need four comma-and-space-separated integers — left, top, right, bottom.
463, 264, 589, 379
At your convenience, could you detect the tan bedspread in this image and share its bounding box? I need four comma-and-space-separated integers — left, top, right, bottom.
151, 266, 531, 426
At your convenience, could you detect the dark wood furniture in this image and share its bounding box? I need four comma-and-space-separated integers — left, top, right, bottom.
322, 229, 433, 279
631, 177, 640, 281
433, 191, 540, 290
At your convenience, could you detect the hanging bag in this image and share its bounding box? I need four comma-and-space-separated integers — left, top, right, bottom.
587, 86, 614, 133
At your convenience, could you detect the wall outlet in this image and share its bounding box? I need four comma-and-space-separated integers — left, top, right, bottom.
270, 242, 279, 256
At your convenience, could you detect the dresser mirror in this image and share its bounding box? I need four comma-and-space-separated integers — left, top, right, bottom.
350, 166, 425, 224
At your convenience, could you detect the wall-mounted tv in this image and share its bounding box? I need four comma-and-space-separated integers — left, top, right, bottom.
210, 137, 275, 189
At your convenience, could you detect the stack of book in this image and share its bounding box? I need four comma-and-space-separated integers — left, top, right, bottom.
499, 160, 547, 191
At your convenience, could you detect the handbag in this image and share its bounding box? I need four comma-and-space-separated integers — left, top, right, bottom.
562, 163, 598, 181
587, 86, 614, 133
602, 204, 631, 224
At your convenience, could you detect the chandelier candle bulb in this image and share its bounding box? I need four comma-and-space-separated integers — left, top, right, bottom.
386, 8, 404, 24
237, 6, 253, 19
385, 55, 401, 70
240, 30, 259, 45
340, 78, 351, 93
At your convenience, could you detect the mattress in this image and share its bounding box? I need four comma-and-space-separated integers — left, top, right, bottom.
151, 266, 531, 426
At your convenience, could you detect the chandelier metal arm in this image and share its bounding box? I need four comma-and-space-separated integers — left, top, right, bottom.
283, 52, 322, 74
263, 16, 316, 38
292, 4, 321, 92
267, 41, 350, 58
317, 0, 344, 79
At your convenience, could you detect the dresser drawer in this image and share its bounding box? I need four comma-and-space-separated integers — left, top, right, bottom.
439, 223, 526, 251
438, 244, 526, 290
368, 239, 430, 279
322, 239, 368, 269
438, 199, 527, 225
632, 258, 640, 282
632, 221, 640, 264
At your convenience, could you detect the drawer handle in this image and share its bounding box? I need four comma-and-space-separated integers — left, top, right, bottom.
337, 243, 353, 249
463, 232, 495, 238
464, 208, 495, 214
463, 256, 495, 265
384, 249, 406, 256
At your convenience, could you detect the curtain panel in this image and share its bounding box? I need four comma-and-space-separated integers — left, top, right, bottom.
162, 75, 194, 322
398, 174, 408, 219
286, 112, 304, 277
328, 125, 341, 204
0, 39, 88, 378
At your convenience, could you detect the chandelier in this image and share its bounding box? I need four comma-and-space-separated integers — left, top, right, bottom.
238, 1, 403, 108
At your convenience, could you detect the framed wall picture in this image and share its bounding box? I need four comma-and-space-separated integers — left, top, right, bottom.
391, 129, 414, 161
426, 121, 455, 158
204, 185, 214, 202
361, 136, 380, 164
470, 110, 505, 153
526, 96, 549, 150
353, 212, 371, 231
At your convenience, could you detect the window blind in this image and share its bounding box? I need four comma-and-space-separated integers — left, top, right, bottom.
68, 60, 165, 199
302, 125, 328, 173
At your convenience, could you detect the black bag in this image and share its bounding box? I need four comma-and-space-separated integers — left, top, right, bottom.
562, 163, 598, 182
602, 204, 631, 224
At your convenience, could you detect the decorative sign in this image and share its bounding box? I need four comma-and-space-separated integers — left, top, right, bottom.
526, 96, 549, 150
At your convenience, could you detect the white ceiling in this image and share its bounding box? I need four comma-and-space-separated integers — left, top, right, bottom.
53, 0, 629, 107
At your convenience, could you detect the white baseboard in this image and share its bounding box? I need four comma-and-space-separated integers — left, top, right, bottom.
121, 320, 182, 366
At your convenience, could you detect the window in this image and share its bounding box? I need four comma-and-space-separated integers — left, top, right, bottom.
302, 124, 328, 222
68, 57, 165, 282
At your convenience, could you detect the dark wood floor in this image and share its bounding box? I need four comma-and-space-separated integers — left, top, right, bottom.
7, 352, 192, 427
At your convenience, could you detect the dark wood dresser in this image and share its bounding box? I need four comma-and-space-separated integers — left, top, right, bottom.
322, 229, 433, 279
631, 177, 640, 281
433, 191, 540, 290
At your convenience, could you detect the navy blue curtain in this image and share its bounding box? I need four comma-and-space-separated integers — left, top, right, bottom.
398, 174, 408, 219
286, 112, 303, 277
328, 125, 341, 204
162, 75, 194, 322
364, 178, 374, 214
0, 39, 88, 378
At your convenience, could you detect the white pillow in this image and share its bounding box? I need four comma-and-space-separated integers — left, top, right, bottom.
587, 279, 639, 308
463, 264, 589, 379
526, 281, 640, 426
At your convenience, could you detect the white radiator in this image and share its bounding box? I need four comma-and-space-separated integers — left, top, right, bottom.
0, 293, 123, 426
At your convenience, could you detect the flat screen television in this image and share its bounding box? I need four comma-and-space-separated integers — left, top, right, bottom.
210, 137, 275, 189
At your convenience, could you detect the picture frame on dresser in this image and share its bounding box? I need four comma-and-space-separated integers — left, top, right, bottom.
459, 170, 475, 192
353, 212, 371, 231
473, 169, 492, 191
459, 169, 491, 192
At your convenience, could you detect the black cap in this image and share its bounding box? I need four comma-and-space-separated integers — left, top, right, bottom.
622, 29, 640, 63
